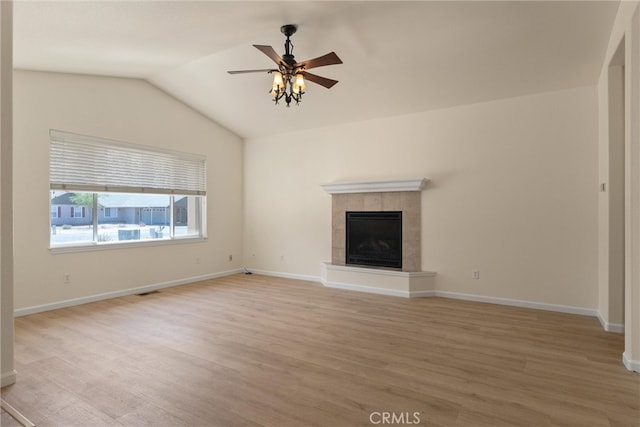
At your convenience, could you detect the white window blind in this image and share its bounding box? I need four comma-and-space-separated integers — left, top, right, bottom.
50, 130, 206, 195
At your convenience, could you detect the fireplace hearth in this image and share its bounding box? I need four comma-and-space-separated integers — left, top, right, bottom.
346, 211, 402, 269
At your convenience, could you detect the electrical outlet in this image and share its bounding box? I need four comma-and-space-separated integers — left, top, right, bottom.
228, 254, 233, 262
280, 255, 284, 261
195, 257, 201, 265
63, 273, 71, 284
472, 269, 480, 280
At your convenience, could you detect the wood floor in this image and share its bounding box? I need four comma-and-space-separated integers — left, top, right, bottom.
1, 408, 24, 427
1, 274, 639, 426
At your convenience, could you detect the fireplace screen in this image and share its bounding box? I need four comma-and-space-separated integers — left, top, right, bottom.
345, 211, 402, 269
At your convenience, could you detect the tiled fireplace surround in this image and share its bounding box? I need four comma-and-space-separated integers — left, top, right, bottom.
320, 178, 436, 297
331, 191, 422, 272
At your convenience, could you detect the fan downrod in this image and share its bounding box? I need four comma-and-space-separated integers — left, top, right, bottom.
280, 24, 298, 66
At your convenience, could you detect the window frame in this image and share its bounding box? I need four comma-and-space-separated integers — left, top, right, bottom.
50, 192, 206, 252
49, 130, 207, 252
71, 206, 85, 218
103, 207, 118, 218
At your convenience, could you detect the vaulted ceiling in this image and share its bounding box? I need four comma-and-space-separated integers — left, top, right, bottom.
14, 1, 619, 139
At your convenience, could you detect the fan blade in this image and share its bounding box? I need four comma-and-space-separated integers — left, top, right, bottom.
294, 52, 342, 70
253, 45, 285, 67
301, 71, 338, 89
228, 69, 275, 74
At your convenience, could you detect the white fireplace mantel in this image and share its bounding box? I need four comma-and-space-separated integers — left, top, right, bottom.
321, 178, 429, 194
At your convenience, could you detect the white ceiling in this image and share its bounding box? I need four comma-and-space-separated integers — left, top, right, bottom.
14, 1, 619, 139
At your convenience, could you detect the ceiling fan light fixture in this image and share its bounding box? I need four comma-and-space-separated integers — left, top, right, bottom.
272, 71, 284, 89
271, 71, 303, 107
228, 24, 342, 108
292, 73, 306, 94
271, 71, 285, 97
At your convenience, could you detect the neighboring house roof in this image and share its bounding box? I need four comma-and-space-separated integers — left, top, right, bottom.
51, 192, 186, 208
50, 192, 77, 205
175, 197, 187, 208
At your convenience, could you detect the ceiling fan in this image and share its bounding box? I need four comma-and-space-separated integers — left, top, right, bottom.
227, 24, 343, 107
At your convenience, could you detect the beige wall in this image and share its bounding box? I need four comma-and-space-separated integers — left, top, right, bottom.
244, 86, 599, 309
13, 70, 244, 310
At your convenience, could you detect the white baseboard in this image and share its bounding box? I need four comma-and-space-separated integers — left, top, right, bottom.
13, 267, 602, 327
246, 268, 321, 283
317, 276, 596, 317
623, 352, 640, 373
409, 290, 437, 298
433, 290, 598, 317
318, 276, 597, 316
1, 369, 17, 387
597, 311, 625, 333
14, 269, 243, 317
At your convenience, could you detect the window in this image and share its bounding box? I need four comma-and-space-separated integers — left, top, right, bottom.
71, 206, 86, 218
49, 130, 206, 249
103, 207, 118, 218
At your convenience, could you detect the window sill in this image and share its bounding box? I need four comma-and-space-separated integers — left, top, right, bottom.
49, 236, 207, 254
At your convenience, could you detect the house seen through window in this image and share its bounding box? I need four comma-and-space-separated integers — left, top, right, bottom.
50, 192, 203, 246
49, 130, 207, 249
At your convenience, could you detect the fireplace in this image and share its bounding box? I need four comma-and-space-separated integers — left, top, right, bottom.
321, 179, 433, 293
322, 178, 428, 272
346, 211, 402, 269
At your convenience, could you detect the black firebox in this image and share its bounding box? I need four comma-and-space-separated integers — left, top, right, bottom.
345, 211, 402, 269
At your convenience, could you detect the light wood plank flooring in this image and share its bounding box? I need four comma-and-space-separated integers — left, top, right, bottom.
1, 408, 24, 427
1, 274, 639, 426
